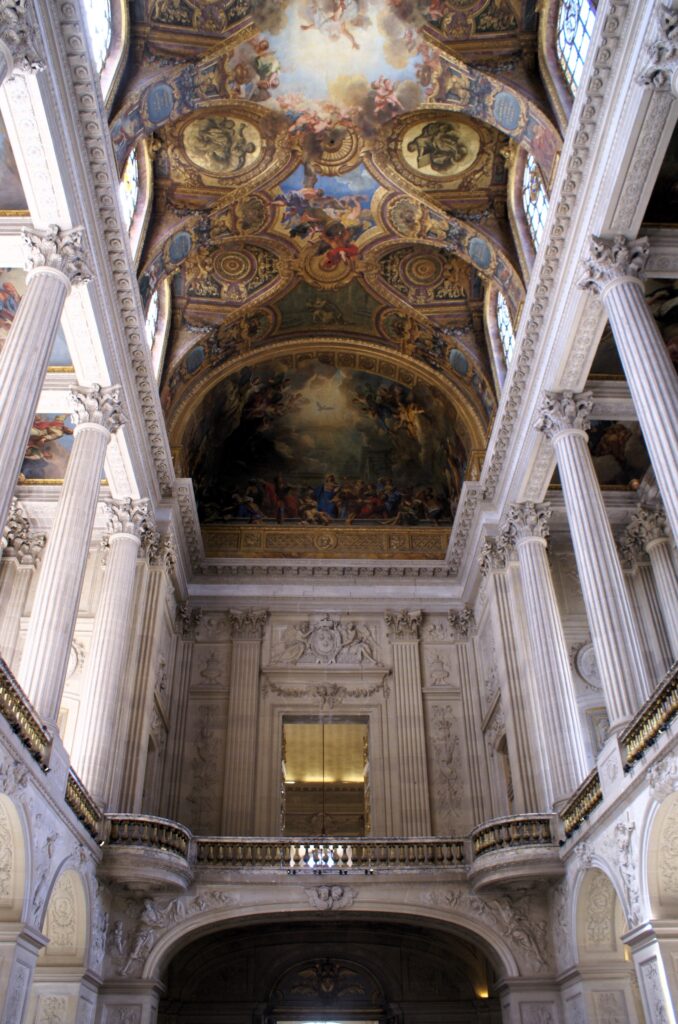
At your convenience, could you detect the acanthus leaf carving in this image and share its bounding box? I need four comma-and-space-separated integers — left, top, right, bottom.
69, 384, 125, 434
229, 608, 268, 641
272, 615, 380, 667
579, 235, 649, 293
384, 609, 422, 640
22, 224, 91, 285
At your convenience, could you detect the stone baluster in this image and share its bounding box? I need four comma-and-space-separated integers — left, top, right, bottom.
384, 610, 431, 836
0, 498, 44, 670
448, 605, 493, 823
639, 3, 678, 96
0, 0, 43, 85
535, 391, 651, 725
580, 236, 678, 542
627, 506, 678, 660
479, 537, 547, 811
221, 609, 268, 834
0, 226, 91, 536
19, 384, 124, 725
75, 499, 153, 809
501, 503, 588, 808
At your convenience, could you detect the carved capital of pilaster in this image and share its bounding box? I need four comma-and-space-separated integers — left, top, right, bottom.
639, 4, 678, 90
69, 384, 125, 434
579, 235, 649, 294
0, 0, 43, 74
22, 224, 91, 286
478, 536, 510, 576
229, 608, 268, 641
628, 505, 670, 549
104, 498, 152, 543
143, 529, 176, 571
1, 497, 45, 565
617, 530, 645, 572
534, 389, 593, 441
448, 605, 475, 641
503, 501, 551, 546
177, 602, 201, 638
384, 609, 422, 640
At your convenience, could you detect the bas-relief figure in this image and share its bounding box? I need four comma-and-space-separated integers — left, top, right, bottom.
272, 615, 380, 665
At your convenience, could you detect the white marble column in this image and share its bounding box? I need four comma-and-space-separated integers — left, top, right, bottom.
502, 502, 588, 808
384, 610, 431, 836
618, 532, 673, 682
627, 506, 678, 662
449, 606, 493, 823
479, 538, 546, 812
0, 498, 44, 670
0, 0, 43, 86
221, 609, 268, 835
639, 4, 678, 97
580, 236, 678, 542
75, 499, 152, 809
0, 226, 90, 537
19, 384, 124, 726
536, 391, 651, 726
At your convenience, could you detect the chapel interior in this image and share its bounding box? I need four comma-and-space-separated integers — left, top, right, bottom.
0, 0, 677, 1022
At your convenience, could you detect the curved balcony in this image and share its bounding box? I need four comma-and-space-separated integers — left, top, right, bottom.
195, 837, 466, 871
99, 814, 193, 893
468, 814, 562, 891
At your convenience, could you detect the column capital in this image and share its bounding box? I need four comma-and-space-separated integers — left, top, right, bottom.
628, 505, 670, 549
534, 389, 593, 442
385, 609, 422, 640
478, 536, 510, 576
177, 602, 202, 638
448, 605, 475, 641
229, 608, 268, 641
617, 530, 645, 572
104, 498, 153, 543
2, 496, 45, 565
503, 501, 551, 545
143, 528, 176, 570
22, 224, 91, 286
639, 4, 678, 91
0, 0, 43, 75
69, 384, 125, 434
579, 235, 649, 295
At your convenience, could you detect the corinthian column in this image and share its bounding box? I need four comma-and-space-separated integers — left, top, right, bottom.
580, 236, 678, 542
502, 503, 588, 807
0, 0, 43, 84
19, 384, 124, 725
384, 610, 431, 835
627, 506, 678, 660
0, 225, 91, 534
0, 498, 44, 670
479, 538, 546, 811
221, 609, 268, 834
75, 499, 152, 808
535, 390, 651, 725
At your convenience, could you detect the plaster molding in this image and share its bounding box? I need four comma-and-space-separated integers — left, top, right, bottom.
70, 384, 125, 434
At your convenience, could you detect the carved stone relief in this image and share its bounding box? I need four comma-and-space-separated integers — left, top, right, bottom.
520, 1004, 555, 1024
184, 703, 221, 833
422, 648, 454, 688
572, 641, 602, 691
428, 704, 462, 835
271, 616, 381, 667
584, 871, 616, 950
305, 885, 356, 910
36, 996, 69, 1024
604, 818, 641, 927
0, 800, 14, 902
565, 992, 586, 1024
263, 678, 389, 709
44, 871, 77, 956
639, 957, 670, 1024
591, 991, 629, 1024
658, 803, 678, 906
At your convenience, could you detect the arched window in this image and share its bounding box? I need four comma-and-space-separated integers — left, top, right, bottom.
82, 0, 112, 74
496, 292, 516, 364
522, 154, 549, 251
556, 0, 596, 95
145, 289, 159, 348
119, 147, 139, 233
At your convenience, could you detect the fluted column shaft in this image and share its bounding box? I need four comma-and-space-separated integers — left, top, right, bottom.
76, 501, 150, 808
0, 561, 33, 670
454, 631, 492, 822
19, 386, 122, 724
581, 236, 678, 542
221, 611, 267, 834
504, 507, 588, 807
0, 227, 90, 535
645, 538, 678, 659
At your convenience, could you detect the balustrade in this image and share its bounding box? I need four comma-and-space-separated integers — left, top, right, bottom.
0, 655, 50, 767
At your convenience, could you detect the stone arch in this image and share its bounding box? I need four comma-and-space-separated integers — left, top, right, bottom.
575, 867, 629, 964
38, 868, 89, 967
0, 794, 28, 923
647, 789, 678, 919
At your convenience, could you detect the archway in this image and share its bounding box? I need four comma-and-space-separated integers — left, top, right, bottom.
158, 916, 502, 1022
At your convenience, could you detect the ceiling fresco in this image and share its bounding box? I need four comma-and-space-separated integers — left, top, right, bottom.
119, 0, 553, 557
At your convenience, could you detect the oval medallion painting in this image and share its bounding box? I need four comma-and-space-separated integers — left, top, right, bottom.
183, 116, 262, 176
401, 119, 480, 179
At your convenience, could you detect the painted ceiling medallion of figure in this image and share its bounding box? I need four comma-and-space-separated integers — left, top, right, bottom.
402, 118, 481, 178
182, 114, 262, 175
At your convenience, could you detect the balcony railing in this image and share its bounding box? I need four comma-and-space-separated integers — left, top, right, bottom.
560, 768, 603, 838
65, 768, 103, 840
471, 815, 555, 857
107, 814, 191, 857
0, 656, 50, 767
195, 837, 466, 870
621, 661, 678, 767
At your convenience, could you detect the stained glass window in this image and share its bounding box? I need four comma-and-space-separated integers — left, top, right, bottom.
82, 0, 112, 74
145, 289, 159, 348
557, 0, 596, 95
496, 292, 516, 364
522, 153, 549, 251
119, 148, 139, 233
